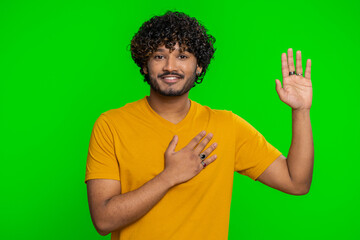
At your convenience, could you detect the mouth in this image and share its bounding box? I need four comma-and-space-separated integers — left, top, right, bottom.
161, 75, 182, 83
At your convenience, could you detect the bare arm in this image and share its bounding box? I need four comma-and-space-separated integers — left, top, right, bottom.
257, 109, 313, 195
87, 131, 218, 236
257, 48, 313, 195
87, 172, 173, 236
286, 109, 313, 192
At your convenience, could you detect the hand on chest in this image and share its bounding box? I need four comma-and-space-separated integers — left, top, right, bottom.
115, 126, 233, 192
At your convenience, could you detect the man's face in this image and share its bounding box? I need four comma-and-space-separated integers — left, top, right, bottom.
143, 42, 202, 96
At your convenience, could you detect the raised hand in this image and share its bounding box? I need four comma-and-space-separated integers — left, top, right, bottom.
275, 48, 312, 110
162, 131, 218, 186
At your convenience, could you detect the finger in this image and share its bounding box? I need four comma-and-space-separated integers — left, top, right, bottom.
185, 130, 206, 150
275, 79, 285, 101
199, 142, 218, 159
287, 48, 295, 73
281, 52, 289, 78
296, 50, 303, 75
200, 154, 218, 169
194, 133, 213, 155
166, 135, 178, 154
305, 59, 311, 79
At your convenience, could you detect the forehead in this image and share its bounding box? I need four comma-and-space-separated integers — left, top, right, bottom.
155, 44, 190, 53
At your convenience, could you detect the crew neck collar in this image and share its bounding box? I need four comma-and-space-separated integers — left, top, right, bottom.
142, 96, 197, 132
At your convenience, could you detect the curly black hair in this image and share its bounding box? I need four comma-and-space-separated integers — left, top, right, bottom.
130, 11, 216, 86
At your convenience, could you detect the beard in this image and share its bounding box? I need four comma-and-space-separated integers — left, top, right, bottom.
145, 69, 198, 96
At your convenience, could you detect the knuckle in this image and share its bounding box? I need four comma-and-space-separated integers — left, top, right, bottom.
190, 153, 198, 161
206, 145, 213, 153
200, 139, 209, 146
197, 141, 204, 148
198, 131, 205, 138
192, 135, 199, 142
199, 141, 207, 148
191, 138, 198, 145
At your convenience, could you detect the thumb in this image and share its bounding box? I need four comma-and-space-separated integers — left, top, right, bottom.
167, 135, 178, 154
275, 79, 285, 100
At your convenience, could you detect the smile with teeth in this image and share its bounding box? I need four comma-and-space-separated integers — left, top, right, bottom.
162, 76, 182, 83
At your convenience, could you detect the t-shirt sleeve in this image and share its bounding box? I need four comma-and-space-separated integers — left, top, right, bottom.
232, 112, 282, 181
84, 113, 120, 184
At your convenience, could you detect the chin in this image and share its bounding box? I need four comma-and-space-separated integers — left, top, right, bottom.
148, 75, 194, 96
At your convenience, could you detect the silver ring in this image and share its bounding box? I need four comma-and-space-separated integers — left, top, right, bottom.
201, 161, 207, 169
289, 71, 296, 75
296, 73, 302, 76
199, 153, 206, 160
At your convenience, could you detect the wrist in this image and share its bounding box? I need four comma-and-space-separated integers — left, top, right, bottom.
292, 108, 310, 114
157, 170, 176, 189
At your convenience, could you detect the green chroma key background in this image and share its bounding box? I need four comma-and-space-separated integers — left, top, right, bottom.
1, 0, 359, 239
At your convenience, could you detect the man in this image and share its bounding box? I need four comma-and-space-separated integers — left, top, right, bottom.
85, 11, 313, 239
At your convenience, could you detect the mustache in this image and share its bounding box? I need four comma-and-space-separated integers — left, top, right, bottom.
159, 72, 184, 78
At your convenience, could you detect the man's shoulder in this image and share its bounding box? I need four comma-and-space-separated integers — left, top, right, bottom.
193, 100, 233, 116
192, 100, 252, 128
103, 97, 145, 115
192, 100, 236, 125
96, 97, 146, 125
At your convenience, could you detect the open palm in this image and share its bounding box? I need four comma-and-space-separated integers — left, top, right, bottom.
275, 48, 312, 110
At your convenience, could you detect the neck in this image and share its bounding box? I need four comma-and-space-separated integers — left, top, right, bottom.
146, 89, 191, 123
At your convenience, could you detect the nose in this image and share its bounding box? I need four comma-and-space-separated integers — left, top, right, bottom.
163, 55, 178, 72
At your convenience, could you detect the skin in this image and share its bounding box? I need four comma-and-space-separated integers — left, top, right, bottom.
257, 48, 313, 195
86, 45, 314, 236
87, 42, 216, 236
143, 42, 203, 124
87, 130, 217, 236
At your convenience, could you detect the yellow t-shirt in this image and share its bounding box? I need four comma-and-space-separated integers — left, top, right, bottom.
85, 96, 282, 240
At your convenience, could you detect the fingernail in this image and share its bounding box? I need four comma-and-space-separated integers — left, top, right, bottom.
213, 142, 217, 147
201, 130, 206, 135
208, 133, 213, 137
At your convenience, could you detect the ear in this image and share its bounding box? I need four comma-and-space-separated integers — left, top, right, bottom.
196, 65, 203, 75
142, 66, 148, 74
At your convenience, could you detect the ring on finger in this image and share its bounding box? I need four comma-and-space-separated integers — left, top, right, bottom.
201, 161, 207, 169
199, 153, 206, 160
289, 71, 296, 75
289, 71, 303, 76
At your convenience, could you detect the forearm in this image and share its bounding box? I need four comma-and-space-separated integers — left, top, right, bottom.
99, 171, 174, 235
286, 109, 314, 193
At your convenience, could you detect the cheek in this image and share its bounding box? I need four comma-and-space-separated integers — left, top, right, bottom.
148, 61, 164, 71
179, 63, 197, 74
147, 65, 158, 76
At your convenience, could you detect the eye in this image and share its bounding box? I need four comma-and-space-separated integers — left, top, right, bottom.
179, 55, 188, 59
154, 55, 164, 59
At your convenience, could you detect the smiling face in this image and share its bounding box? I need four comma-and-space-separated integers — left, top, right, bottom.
143, 42, 203, 96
